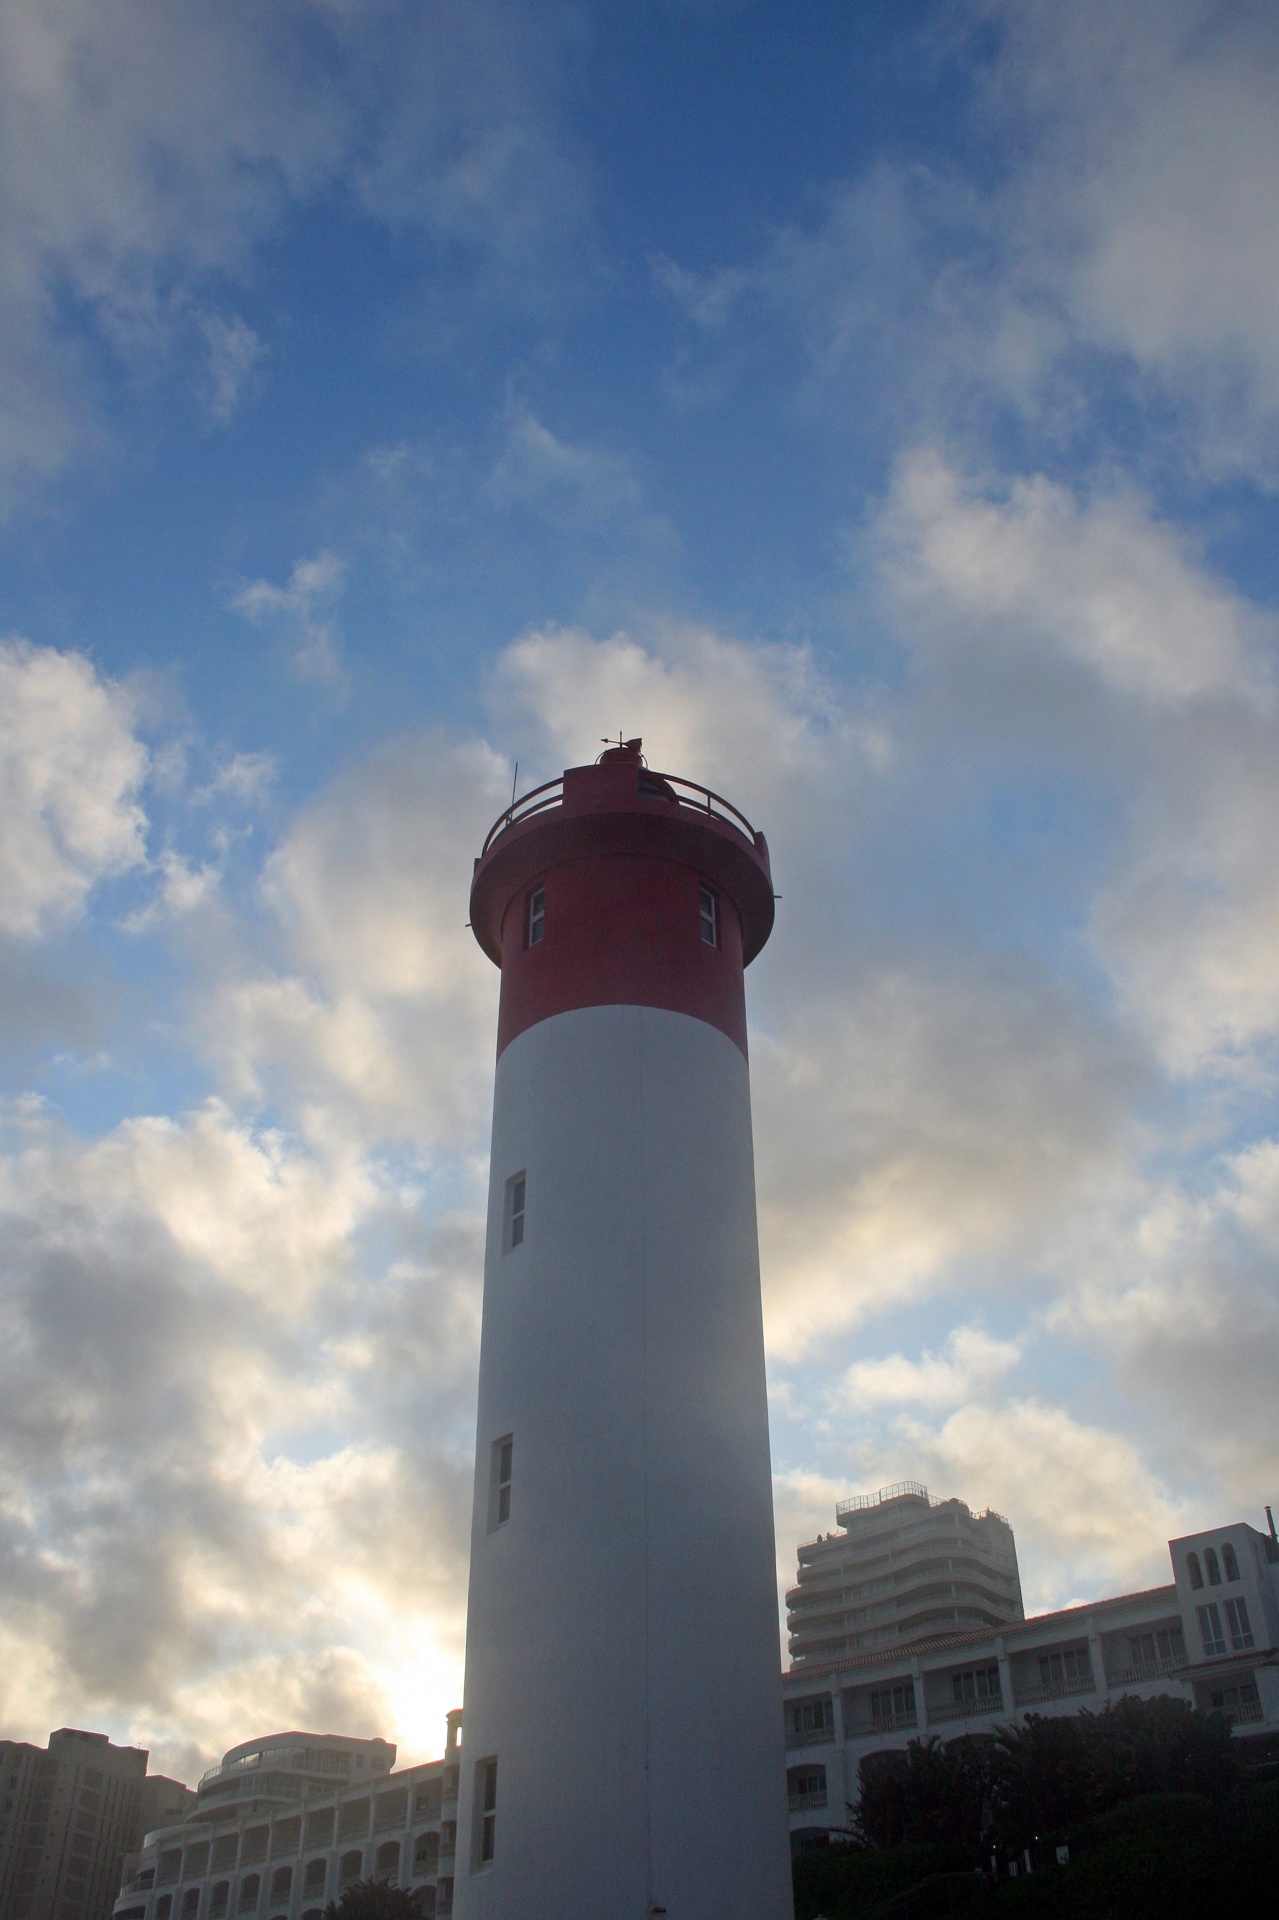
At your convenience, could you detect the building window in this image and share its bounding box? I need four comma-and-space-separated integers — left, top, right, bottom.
474, 1759, 497, 1868
1222, 1543, 1240, 1581
269, 1871, 290, 1906
790, 1698, 834, 1736
505, 1173, 526, 1251
869, 1680, 915, 1724
413, 1833, 439, 1874
1037, 1647, 1092, 1692
1186, 1552, 1203, 1589
1225, 1597, 1254, 1650
951, 1666, 1001, 1706
699, 886, 718, 947
339, 1854, 363, 1889
238, 1878, 260, 1913
211, 1888, 229, 1918
1210, 1679, 1261, 1722
181, 1892, 200, 1919
1128, 1626, 1184, 1668
527, 888, 545, 947
156, 1899, 172, 1920
489, 1435, 514, 1531
787, 1766, 828, 1812
1204, 1548, 1222, 1586
1197, 1603, 1226, 1657
302, 1861, 326, 1898
374, 1843, 399, 1884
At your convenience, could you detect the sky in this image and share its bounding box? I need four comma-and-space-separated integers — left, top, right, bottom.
2, 0, 1278, 1784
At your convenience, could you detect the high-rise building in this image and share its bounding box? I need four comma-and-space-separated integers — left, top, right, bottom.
0, 1727, 183, 1920
456, 739, 793, 1919
787, 1481, 1024, 1667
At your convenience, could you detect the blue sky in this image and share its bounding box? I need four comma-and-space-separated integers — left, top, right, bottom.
3, 0, 1279, 1778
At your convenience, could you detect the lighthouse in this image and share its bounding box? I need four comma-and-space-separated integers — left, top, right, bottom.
454, 740, 793, 1920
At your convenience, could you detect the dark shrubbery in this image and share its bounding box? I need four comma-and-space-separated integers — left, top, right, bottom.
323, 1882, 425, 1920
793, 1696, 1268, 1919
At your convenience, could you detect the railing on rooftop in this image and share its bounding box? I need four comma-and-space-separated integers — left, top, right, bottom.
479, 771, 759, 859
837, 1482, 932, 1518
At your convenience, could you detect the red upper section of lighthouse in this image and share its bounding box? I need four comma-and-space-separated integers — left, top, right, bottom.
470, 741, 774, 1058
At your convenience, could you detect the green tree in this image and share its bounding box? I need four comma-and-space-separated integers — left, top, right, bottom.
855, 1736, 992, 1852
323, 1881, 424, 1920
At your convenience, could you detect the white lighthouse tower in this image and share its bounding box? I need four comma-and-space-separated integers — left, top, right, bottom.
454, 740, 793, 1920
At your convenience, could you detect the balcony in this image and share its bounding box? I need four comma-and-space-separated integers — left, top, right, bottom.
926, 1696, 1002, 1726
785, 1725, 836, 1750
1106, 1656, 1187, 1689
788, 1790, 828, 1813
1013, 1675, 1096, 1707
868, 1712, 918, 1735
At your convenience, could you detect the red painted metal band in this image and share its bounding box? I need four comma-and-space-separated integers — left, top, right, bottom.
470, 755, 774, 1060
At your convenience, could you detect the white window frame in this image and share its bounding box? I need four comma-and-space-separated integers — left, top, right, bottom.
527, 888, 545, 946
488, 1435, 514, 1533
698, 885, 718, 947
505, 1172, 526, 1251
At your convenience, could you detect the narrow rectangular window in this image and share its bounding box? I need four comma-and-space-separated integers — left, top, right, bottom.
698, 885, 717, 947
488, 1436, 513, 1532
505, 1172, 525, 1250
474, 1759, 497, 1869
1225, 1597, 1254, 1649
1198, 1602, 1226, 1656
527, 888, 545, 946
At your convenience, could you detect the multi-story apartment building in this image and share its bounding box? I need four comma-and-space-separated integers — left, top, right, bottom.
0, 1728, 189, 1920
782, 1513, 1279, 1845
113, 1719, 461, 1920
787, 1482, 1024, 1667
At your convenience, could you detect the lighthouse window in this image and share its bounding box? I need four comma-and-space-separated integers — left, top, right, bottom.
699, 886, 718, 946
489, 1435, 514, 1531
528, 888, 545, 946
473, 1758, 497, 1868
506, 1172, 526, 1250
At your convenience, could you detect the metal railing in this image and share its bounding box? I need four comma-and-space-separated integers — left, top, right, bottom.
925, 1695, 1002, 1725
837, 1482, 931, 1518
785, 1724, 836, 1749
479, 771, 759, 859
1013, 1674, 1096, 1707
1106, 1656, 1187, 1688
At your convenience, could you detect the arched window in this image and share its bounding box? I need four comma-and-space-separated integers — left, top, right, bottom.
339, 1853, 363, 1889
302, 1860, 326, 1898
1222, 1542, 1239, 1581
374, 1843, 399, 1884
156, 1898, 172, 1920
1187, 1552, 1203, 1588
302, 1911, 324, 1920
413, 1833, 439, 1874
238, 1877, 260, 1913
211, 1886, 229, 1918
181, 1891, 200, 1918
1205, 1548, 1221, 1585
269, 1869, 291, 1905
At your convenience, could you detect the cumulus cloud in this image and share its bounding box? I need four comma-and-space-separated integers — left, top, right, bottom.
232, 552, 348, 687
0, 1093, 478, 1774
0, 1, 589, 500
210, 731, 506, 1147
842, 1325, 1021, 1410
0, 637, 148, 937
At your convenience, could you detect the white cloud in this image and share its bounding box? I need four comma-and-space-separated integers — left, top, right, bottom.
198, 312, 263, 424
843, 1326, 1021, 1409
232, 551, 347, 686
0, 637, 148, 937
0, 1092, 478, 1775
875, 448, 1273, 706
210, 731, 506, 1147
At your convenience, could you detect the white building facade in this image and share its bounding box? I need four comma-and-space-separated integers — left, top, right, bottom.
112, 1724, 461, 1920
782, 1515, 1279, 1844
